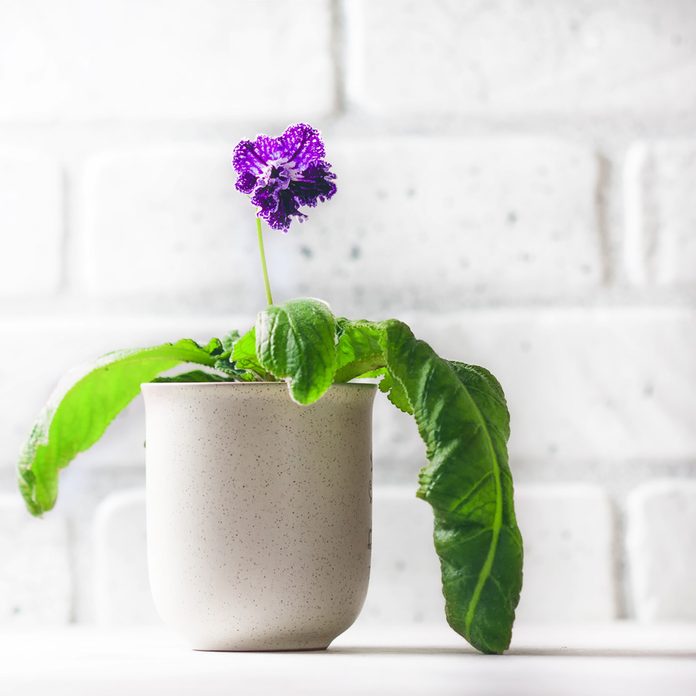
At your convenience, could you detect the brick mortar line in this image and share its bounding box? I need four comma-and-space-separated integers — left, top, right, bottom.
331, 0, 348, 116
0, 116, 695, 141
595, 154, 613, 286
2, 295, 696, 315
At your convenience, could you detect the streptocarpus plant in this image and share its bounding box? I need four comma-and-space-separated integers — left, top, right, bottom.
17, 123, 523, 655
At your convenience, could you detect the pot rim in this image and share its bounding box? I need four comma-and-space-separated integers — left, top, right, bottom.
141, 380, 378, 391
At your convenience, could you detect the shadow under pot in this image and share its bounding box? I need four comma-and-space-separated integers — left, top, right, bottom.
141, 381, 376, 651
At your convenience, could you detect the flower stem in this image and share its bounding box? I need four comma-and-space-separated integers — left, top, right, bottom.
256, 216, 274, 305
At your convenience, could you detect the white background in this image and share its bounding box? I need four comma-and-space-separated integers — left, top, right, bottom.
0, 0, 695, 628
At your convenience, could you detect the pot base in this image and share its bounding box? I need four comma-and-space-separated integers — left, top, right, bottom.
186, 626, 338, 653
193, 644, 330, 653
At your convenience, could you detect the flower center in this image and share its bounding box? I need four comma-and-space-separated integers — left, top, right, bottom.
261, 159, 302, 189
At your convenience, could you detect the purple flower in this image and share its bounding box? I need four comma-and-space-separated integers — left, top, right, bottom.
232, 123, 337, 232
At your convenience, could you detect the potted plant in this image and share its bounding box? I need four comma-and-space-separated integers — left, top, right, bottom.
17, 124, 523, 654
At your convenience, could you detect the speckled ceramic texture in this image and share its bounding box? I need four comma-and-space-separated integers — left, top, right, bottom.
141, 382, 376, 651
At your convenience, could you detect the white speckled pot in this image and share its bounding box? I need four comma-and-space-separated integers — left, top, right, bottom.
141, 382, 376, 651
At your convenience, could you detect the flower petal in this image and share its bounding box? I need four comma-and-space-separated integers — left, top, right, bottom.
235, 170, 257, 194
254, 135, 284, 164
252, 184, 307, 232
290, 161, 337, 206
276, 123, 325, 168
232, 139, 267, 175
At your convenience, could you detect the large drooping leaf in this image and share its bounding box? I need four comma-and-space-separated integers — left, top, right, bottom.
18, 339, 219, 516
326, 316, 523, 652
255, 298, 337, 404
380, 321, 523, 654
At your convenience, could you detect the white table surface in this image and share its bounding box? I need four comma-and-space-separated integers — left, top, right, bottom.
1, 623, 695, 696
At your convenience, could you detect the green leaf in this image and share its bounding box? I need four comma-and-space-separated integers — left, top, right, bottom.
152, 370, 232, 383
380, 321, 523, 654
221, 329, 241, 354
18, 339, 218, 516
203, 337, 225, 357
376, 369, 413, 415
231, 327, 272, 379
256, 298, 337, 405
328, 316, 523, 652
212, 359, 256, 381
206, 328, 260, 381
334, 319, 385, 383
332, 319, 411, 413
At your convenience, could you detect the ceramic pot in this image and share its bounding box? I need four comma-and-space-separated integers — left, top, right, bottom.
141, 382, 376, 651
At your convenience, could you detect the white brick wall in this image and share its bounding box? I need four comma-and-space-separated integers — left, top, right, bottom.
0, 0, 695, 627
5, 308, 694, 471
89, 485, 617, 626
0, 316, 251, 470
80, 138, 600, 307
82, 147, 258, 299
279, 139, 601, 306
93, 490, 157, 626
0, 151, 62, 296
373, 308, 696, 472
0, 0, 334, 120
0, 496, 71, 624
514, 485, 617, 622
346, 0, 696, 116
625, 142, 696, 286
363, 485, 618, 625
627, 480, 696, 621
